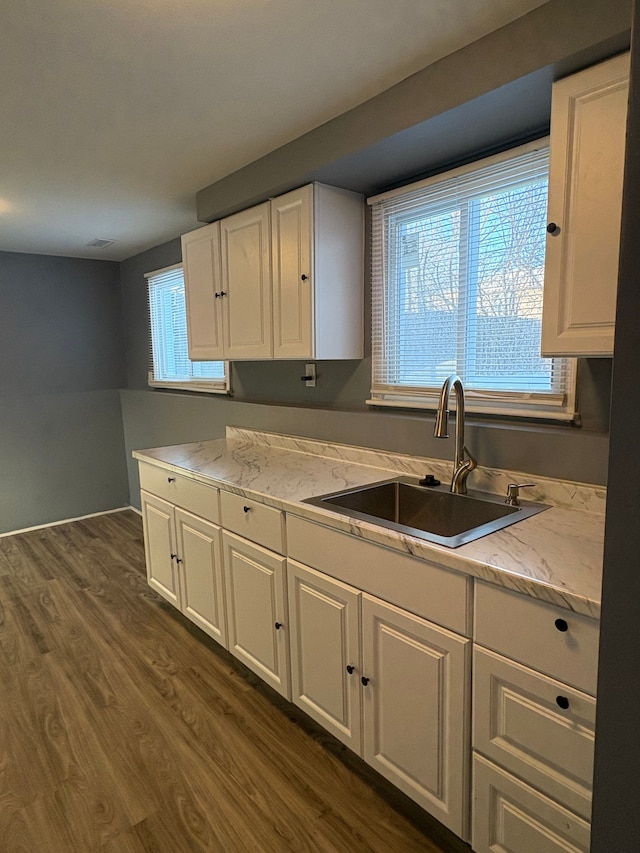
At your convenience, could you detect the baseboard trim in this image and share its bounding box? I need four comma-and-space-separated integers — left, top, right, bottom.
0, 506, 139, 538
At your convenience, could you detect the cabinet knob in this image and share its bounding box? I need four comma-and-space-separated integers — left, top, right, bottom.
547, 222, 560, 235
301, 274, 308, 281
556, 695, 570, 710
175, 557, 182, 564
274, 621, 282, 630
243, 505, 251, 513
361, 676, 370, 687
346, 665, 355, 675
170, 553, 177, 560
167, 477, 175, 483
215, 290, 227, 298
555, 618, 569, 633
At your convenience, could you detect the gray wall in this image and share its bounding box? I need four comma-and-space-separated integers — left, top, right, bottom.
197, 0, 632, 220
121, 245, 610, 515
0, 251, 129, 533
118, 0, 625, 505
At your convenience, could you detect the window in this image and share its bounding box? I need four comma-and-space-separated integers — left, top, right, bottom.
367, 140, 577, 421
146, 264, 229, 393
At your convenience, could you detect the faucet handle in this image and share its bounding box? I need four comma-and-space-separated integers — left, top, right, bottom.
463, 445, 477, 471
505, 482, 535, 506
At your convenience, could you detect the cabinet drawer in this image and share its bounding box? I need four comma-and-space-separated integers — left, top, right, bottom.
473, 647, 595, 820
138, 462, 220, 525
287, 515, 470, 635
472, 753, 591, 853
474, 582, 599, 695
220, 491, 285, 554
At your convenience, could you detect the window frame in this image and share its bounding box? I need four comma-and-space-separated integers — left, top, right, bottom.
145, 263, 230, 395
366, 138, 577, 422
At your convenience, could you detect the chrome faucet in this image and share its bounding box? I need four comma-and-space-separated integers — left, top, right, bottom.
433, 375, 477, 494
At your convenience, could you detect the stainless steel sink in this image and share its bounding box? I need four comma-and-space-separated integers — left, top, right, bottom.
304, 477, 549, 548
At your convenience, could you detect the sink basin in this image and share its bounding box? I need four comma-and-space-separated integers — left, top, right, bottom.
304, 477, 549, 548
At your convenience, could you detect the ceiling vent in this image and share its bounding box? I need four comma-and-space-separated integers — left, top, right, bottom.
86, 238, 116, 248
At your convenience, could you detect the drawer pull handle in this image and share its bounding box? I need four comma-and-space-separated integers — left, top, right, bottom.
274, 621, 282, 630
243, 506, 251, 513
555, 618, 569, 632
361, 676, 370, 687
346, 665, 355, 675
556, 695, 570, 710
167, 477, 176, 483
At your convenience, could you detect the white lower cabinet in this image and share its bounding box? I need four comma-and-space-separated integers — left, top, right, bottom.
473, 754, 591, 853
141, 489, 227, 646
288, 559, 362, 751
472, 581, 598, 853
138, 462, 600, 853
473, 647, 595, 822
287, 558, 470, 839
362, 594, 470, 838
223, 530, 290, 699
175, 508, 226, 646
141, 490, 179, 607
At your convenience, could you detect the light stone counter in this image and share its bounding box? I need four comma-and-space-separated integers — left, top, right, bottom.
133, 427, 605, 620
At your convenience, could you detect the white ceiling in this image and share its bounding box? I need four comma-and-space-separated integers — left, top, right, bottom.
0, 0, 549, 261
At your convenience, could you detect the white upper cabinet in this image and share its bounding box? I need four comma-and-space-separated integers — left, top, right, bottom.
542, 52, 630, 357
221, 202, 273, 360
182, 183, 364, 361
181, 222, 224, 361
271, 183, 364, 360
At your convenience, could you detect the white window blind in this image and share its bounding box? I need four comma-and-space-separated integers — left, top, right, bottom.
146, 264, 229, 393
367, 139, 577, 421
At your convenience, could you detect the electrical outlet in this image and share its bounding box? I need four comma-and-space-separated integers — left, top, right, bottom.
303, 363, 317, 387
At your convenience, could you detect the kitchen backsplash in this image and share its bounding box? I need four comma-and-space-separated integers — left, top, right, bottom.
228, 426, 607, 515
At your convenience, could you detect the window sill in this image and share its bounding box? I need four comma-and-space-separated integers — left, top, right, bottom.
148, 380, 230, 395
366, 395, 577, 423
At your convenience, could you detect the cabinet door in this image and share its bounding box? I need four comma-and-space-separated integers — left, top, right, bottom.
287, 559, 362, 753
140, 490, 180, 607
542, 52, 630, 357
362, 594, 470, 838
271, 185, 313, 359
181, 222, 225, 360
222, 531, 289, 698
175, 509, 226, 647
221, 202, 272, 359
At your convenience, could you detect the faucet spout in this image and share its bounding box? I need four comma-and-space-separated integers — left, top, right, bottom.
433, 375, 476, 494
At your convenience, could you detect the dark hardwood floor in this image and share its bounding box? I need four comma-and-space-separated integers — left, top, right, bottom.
0, 510, 461, 852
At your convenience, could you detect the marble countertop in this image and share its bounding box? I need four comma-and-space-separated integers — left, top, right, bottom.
133, 427, 605, 619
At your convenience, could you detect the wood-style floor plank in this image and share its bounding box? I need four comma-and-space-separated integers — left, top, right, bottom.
0, 510, 463, 853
